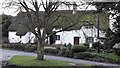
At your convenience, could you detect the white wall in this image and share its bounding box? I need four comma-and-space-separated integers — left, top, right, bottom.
9, 31, 21, 43
54, 29, 85, 45
9, 31, 35, 43
21, 32, 35, 43
54, 26, 106, 45
9, 26, 105, 44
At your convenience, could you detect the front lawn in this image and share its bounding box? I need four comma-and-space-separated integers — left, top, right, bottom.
103, 53, 120, 63
9, 55, 93, 68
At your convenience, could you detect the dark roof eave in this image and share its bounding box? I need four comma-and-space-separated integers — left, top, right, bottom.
8, 30, 17, 31
16, 32, 27, 36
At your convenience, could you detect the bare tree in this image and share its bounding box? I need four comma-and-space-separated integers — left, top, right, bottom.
3, 0, 91, 60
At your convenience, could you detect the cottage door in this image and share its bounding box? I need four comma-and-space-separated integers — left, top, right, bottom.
50, 35, 56, 44
74, 37, 79, 45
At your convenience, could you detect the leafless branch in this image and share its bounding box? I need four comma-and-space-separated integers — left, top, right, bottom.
44, 2, 92, 40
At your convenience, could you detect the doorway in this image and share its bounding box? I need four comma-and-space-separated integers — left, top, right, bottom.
74, 37, 79, 45
49, 35, 55, 44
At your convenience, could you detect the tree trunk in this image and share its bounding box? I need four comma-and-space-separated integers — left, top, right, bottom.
37, 40, 44, 60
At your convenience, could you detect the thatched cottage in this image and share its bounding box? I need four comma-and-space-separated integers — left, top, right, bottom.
8, 10, 109, 46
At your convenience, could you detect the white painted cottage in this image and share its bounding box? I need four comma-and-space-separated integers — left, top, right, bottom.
8, 23, 106, 46
8, 3, 96, 44
48, 23, 106, 46
8, 10, 108, 45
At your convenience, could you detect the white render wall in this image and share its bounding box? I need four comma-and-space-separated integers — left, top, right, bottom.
9, 26, 105, 45
9, 31, 21, 43
9, 31, 35, 43
54, 26, 106, 45
21, 32, 35, 43
55, 30, 86, 45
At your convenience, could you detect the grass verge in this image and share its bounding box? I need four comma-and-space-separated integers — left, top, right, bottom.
9, 55, 93, 67
104, 53, 120, 63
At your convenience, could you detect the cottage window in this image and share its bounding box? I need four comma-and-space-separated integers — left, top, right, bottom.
86, 37, 93, 43
56, 35, 60, 40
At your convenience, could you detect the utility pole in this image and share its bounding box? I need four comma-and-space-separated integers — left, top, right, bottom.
97, 14, 100, 39
97, 13, 100, 53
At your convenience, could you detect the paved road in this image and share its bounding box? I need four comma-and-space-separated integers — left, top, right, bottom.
1, 48, 120, 67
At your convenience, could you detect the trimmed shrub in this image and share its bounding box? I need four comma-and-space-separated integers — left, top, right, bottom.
58, 47, 67, 56
88, 48, 96, 52
92, 42, 101, 49
24, 45, 30, 51
2, 43, 37, 52
114, 49, 120, 56
83, 43, 89, 48
44, 48, 59, 55
51, 44, 62, 49
66, 43, 72, 50
61, 47, 67, 51
105, 49, 113, 53
82, 52, 94, 58
27, 46, 37, 52
2, 44, 8, 48
71, 45, 87, 53
64, 50, 73, 58
73, 52, 94, 59
63, 44, 67, 47
73, 52, 85, 59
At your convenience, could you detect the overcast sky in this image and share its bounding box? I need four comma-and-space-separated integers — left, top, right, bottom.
0, 0, 4, 15
0, 0, 19, 16
0, 0, 118, 30
0, 0, 96, 16
0, 0, 120, 16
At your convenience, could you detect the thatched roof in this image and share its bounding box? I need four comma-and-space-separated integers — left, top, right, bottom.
8, 10, 109, 36
8, 11, 41, 36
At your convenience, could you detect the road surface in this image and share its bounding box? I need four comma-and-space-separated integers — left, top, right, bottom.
1, 48, 120, 67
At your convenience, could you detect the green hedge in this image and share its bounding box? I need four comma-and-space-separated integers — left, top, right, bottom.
114, 49, 120, 56
73, 52, 85, 59
2, 43, 37, 52
73, 52, 94, 59
64, 50, 73, 58
71, 45, 87, 53
92, 42, 101, 49
44, 48, 59, 55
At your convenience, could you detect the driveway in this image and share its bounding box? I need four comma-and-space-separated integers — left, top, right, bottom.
1, 48, 120, 67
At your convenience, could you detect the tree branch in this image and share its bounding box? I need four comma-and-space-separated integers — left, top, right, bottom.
44, 3, 92, 40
